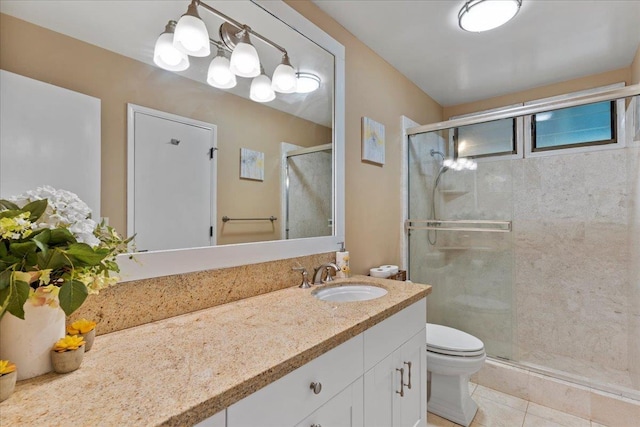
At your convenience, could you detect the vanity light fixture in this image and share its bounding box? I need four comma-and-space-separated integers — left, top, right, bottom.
458, 0, 522, 32
152, 0, 321, 103
250, 66, 276, 103
153, 21, 190, 71
207, 46, 237, 89
295, 72, 321, 94
173, 0, 211, 57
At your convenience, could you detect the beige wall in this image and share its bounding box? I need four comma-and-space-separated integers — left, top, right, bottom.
443, 67, 632, 119
632, 44, 640, 85
286, 1, 443, 274
0, 13, 331, 246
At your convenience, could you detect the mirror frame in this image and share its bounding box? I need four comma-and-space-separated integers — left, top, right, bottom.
116, 0, 345, 282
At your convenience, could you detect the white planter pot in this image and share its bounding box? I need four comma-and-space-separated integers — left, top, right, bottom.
0, 302, 66, 380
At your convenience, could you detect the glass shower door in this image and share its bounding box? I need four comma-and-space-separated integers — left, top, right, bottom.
407, 130, 515, 360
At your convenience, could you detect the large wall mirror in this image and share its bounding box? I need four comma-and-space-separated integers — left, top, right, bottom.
0, 0, 345, 281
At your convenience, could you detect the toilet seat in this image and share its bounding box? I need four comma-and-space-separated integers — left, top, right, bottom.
427, 323, 485, 357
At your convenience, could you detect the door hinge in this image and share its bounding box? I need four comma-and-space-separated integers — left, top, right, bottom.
209, 226, 213, 237
209, 147, 217, 159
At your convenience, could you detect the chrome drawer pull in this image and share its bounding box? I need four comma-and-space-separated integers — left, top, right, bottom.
311, 424, 322, 427
310, 382, 322, 394
404, 361, 412, 389
396, 368, 405, 397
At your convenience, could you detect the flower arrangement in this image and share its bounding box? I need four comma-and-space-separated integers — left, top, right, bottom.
0, 186, 132, 320
0, 360, 16, 376
52, 335, 85, 352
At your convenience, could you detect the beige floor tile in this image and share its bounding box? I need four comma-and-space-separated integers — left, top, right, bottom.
473, 385, 529, 412
527, 402, 590, 427
590, 422, 607, 427
471, 394, 527, 427
523, 412, 565, 427
427, 411, 456, 427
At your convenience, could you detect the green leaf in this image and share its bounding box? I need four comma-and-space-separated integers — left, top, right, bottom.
65, 243, 109, 266
49, 228, 76, 245
58, 279, 88, 317
32, 229, 51, 255
0, 270, 10, 291
0, 276, 30, 320
0, 200, 19, 211
0, 209, 23, 219
37, 247, 71, 271
22, 199, 48, 222
9, 241, 38, 258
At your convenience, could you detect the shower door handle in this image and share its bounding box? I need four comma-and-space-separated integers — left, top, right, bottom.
396, 368, 405, 397
403, 361, 412, 389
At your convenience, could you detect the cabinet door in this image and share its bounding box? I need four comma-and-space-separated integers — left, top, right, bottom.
364, 352, 397, 427
295, 377, 363, 427
394, 329, 426, 427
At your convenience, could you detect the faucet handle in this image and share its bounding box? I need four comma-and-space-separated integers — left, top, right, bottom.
293, 267, 312, 289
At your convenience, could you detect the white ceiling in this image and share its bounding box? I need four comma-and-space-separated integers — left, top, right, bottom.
312, 0, 640, 107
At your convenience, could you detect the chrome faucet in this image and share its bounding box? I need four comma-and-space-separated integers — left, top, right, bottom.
313, 262, 339, 285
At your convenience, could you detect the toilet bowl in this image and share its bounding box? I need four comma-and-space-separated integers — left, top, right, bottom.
427, 323, 486, 427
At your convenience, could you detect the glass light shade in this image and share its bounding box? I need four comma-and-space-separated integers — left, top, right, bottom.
154, 32, 189, 71
230, 42, 261, 78
295, 73, 321, 94
207, 56, 237, 89
271, 63, 297, 93
250, 74, 276, 103
459, 0, 521, 32
173, 14, 210, 57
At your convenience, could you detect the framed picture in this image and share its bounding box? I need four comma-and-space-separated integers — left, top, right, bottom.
361, 116, 385, 165
240, 148, 264, 181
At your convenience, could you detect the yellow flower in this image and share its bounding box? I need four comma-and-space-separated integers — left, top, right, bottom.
0, 212, 33, 239
67, 319, 96, 335
53, 335, 85, 352
0, 360, 16, 375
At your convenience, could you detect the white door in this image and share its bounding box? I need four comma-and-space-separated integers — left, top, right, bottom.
395, 330, 427, 427
128, 105, 216, 252
364, 353, 396, 427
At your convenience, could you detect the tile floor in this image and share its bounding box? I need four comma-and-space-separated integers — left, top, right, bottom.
427, 383, 606, 427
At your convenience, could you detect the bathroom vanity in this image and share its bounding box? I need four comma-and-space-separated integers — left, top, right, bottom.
0, 277, 430, 426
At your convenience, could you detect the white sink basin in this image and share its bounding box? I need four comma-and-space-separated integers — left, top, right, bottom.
313, 284, 388, 302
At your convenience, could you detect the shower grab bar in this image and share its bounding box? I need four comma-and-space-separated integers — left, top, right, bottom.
222, 216, 277, 223
405, 219, 511, 233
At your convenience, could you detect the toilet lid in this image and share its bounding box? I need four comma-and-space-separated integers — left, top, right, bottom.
426, 323, 485, 357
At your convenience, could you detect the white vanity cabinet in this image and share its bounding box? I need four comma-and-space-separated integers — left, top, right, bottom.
226, 334, 364, 427
220, 298, 426, 427
363, 301, 427, 427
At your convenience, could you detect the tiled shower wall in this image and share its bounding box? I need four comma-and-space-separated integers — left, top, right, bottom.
410, 102, 640, 396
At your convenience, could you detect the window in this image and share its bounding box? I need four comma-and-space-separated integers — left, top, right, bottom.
532, 101, 616, 151
454, 118, 516, 158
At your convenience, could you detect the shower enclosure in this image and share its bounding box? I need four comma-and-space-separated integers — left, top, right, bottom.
282, 143, 333, 240
406, 87, 640, 400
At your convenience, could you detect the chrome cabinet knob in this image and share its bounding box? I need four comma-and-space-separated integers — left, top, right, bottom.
310, 381, 322, 394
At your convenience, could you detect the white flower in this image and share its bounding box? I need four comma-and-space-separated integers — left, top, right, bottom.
9, 186, 100, 247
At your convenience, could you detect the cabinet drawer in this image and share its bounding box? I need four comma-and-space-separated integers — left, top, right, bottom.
364, 299, 426, 371
227, 334, 364, 427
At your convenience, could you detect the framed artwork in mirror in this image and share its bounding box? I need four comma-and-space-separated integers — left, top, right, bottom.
240, 148, 265, 181
361, 116, 385, 165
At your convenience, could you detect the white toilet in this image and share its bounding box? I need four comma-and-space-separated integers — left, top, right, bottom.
426, 323, 486, 427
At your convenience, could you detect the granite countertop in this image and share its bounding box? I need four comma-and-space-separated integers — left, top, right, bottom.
0, 276, 431, 426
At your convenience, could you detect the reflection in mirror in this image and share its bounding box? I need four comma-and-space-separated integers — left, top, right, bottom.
0, 0, 336, 252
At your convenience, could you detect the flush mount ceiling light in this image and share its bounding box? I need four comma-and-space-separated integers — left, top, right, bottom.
295, 72, 321, 94
152, 0, 322, 103
458, 0, 522, 32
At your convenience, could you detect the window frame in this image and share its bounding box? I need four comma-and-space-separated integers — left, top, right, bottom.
453, 117, 518, 159
530, 100, 617, 153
